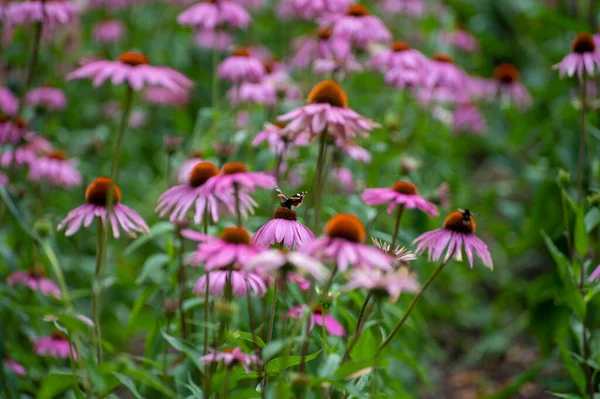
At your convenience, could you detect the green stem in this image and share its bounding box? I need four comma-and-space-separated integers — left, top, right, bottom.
110, 85, 134, 181
577, 74, 587, 205
177, 229, 187, 340
321, 311, 328, 354
375, 257, 451, 356
41, 241, 72, 309
262, 278, 278, 392
247, 290, 258, 353
234, 183, 242, 227
18, 21, 43, 112
341, 293, 373, 363
312, 133, 328, 231
92, 222, 106, 364
390, 205, 405, 250
223, 367, 231, 399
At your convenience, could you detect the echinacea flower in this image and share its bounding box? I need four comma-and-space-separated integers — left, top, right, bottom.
67, 52, 193, 93
344, 267, 419, 303
452, 103, 486, 135
58, 177, 150, 238
183, 226, 264, 269
0, 172, 8, 186
278, 0, 351, 20
34, 331, 76, 359
28, 149, 82, 188
227, 80, 277, 107
288, 305, 345, 336
0, 133, 51, 169
6, 0, 78, 27
291, 28, 350, 69
554, 32, 600, 81
490, 63, 532, 110
424, 54, 468, 100
380, 0, 425, 16
361, 181, 438, 216
252, 207, 315, 248
246, 249, 329, 284
0, 117, 30, 145
176, 151, 203, 184
177, 0, 250, 30
330, 165, 355, 194
313, 56, 363, 76
435, 182, 452, 211
301, 213, 392, 271
440, 28, 479, 53
8, 267, 61, 298
88, 0, 135, 9
322, 4, 391, 49
3, 357, 26, 376
413, 209, 493, 269
0, 87, 18, 116
218, 49, 266, 83
201, 162, 277, 194
200, 347, 260, 372
26, 87, 67, 111
589, 264, 600, 281
252, 122, 308, 155
144, 86, 190, 107
371, 237, 416, 266
336, 139, 371, 163
370, 41, 427, 73
157, 161, 255, 223
193, 269, 267, 298
92, 20, 125, 43
194, 29, 235, 51
278, 80, 379, 141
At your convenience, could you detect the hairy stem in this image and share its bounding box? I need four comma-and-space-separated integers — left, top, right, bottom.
342, 293, 374, 363
577, 75, 587, 205
177, 229, 187, 340
92, 222, 106, 364
390, 205, 405, 250
312, 133, 328, 231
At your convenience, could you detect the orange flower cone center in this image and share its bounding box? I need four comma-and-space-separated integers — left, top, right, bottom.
392, 181, 418, 195
221, 162, 248, 175
47, 150, 67, 161
118, 52, 149, 66
318, 28, 332, 40
433, 53, 453, 63
28, 266, 46, 278
392, 41, 410, 52
572, 32, 595, 53
346, 4, 369, 16
273, 207, 298, 221
189, 150, 203, 159
14, 118, 28, 129
51, 330, 66, 340
493, 63, 519, 84
233, 49, 250, 57
324, 213, 366, 243
189, 161, 219, 187
443, 211, 476, 234
220, 226, 252, 244
85, 177, 121, 206
307, 80, 348, 108
313, 305, 324, 314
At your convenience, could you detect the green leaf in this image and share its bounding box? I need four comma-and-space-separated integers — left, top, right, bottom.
37, 373, 78, 399
136, 254, 170, 284
161, 330, 203, 370
125, 222, 174, 255
126, 286, 157, 333
575, 210, 589, 257
335, 358, 388, 379
120, 367, 177, 398
266, 350, 322, 373
113, 372, 144, 399
231, 331, 266, 348
318, 354, 341, 379
548, 393, 583, 399
557, 341, 587, 396
584, 208, 600, 232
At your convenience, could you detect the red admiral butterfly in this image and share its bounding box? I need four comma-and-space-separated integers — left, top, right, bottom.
276, 187, 307, 209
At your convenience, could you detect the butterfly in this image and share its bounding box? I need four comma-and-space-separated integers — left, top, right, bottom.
276, 187, 307, 209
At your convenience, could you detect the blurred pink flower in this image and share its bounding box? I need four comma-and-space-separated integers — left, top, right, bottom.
232, 0, 264, 9
336, 140, 371, 163
491, 63, 532, 110
252, 122, 309, 155
246, 249, 329, 284
176, 151, 203, 184
227, 80, 276, 106
278, 0, 351, 20
362, 180, 438, 216
452, 103, 486, 135
424, 54, 469, 100
201, 161, 277, 193
291, 28, 350, 69
6, 0, 78, 26
314, 56, 362, 76
3, 358, 26, 376
554, 32, 600, 81
68, 52, 193, 93
440, 28, 479, 53
128, 110, 147, 128
322, 4, 390, 50
0, 86, 18, 116
589, 264, 600, 281
252, 207, 315, 248
344, 267, 419, 302
435, 182, 452, 211
370, 41, 427, 73
28, 149, 82, 188
145, 86, 190, 107
0, 117, 30, 145
34, 331, 76, 359
194, 29, 234, 51
8, 267, 61, 298
178, 0, 250, 30
413, 209, 493, 269
26, 87, 67, 111
331, 166, 355, 193
194, 270, 267, 298
200, 347, 260, 371
92, 20, 125, 43
218, 49, 265, 83
379, 0, 425, 16
89, 0, 136, 9
58, 177, 150, 238
288, 305, 345, 336
1, 134, 52, 169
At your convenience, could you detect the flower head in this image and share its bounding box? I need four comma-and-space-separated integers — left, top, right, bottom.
6, 0, 78, 27
413, 209, 493, 269
278, 0, 351, 20
452, 103, 486, 135
252, 122, 309, 155
202, 162, 277, 194
218, 49, 266, 83
554, 32, 600, 81
58, 177, 150, 238
28, 149, 82, 188
440, 28, 479, 53
246, 249, 329, 284
3, 358, 26, 376
252, 207, 315, 248
178, 0, 251, 30
92, 20, 125, 43
193, 270, 267, 298
176, 151, 203, 184
0, 87, 18, 116
0, 117, 32, 145
26, 87, 67, 111
361, 181, 438, 216
34, 330, 76, 359
322, 5, 391, 49
200, 347, 260, 372
491, 63, 532, 110
291, 28, 350, 69
371, 237, 416, 267
194, 29, 235, 51
67, 52, 193, 93
424, 54, 469, 100
288, 305, 345, 336
344, 267, 419, 303
8, 267, 61, 298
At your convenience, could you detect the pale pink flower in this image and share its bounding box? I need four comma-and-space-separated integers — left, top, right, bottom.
246, 249, 329, 284
194, 29, 234, 51
336, 140, 370, 163
370, 41, 427, 73
452, 103, 486, 135
92, 20, 125, 43
0, 86, 18, 116
6, 0, 78, 26
128, 110, 147, 128
330, 166, 355, 194
371, 238, 417, 266
491, 63, 532, 110
278, 0, 351, 20
28, 149, 82, 188
201, 161, 277, 194
344, 267, 418, 303
67, 52, 193, 93
589, 264, 600, 281
58, 177, 150, 238
440, 28, 479, 53
362, 181, 438, 216
8, 267, 61, 298
413, 209, 493, 269
200, 347, 260, 371
3, 358, 26, 376
89, 0, 136, 9
0, 134, 51, 169
379, 0, 425, 16
218, 49, 265, 83
288, 305, 345, 336
34, 331, 76, 359
26, 87, 67, 111
554, 32, 600, 81
227, 81, 276, 106
177, 152, 203, 184
314, 56, 363, 76
232, 0, 264, 9
177, 0, 250, 30
322, 5, 391, 50
252, 122, 309, 155
425, 54, 469, 99
193, 270, 267, 298
145, 86, 190, 107
291, 28, 350, 69
252, 207, 315, 248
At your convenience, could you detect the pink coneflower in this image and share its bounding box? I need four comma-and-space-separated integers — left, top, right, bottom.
380, 0, 425, 16
370, 41, 427, 73
371, 238, 417, 265
589, 264, 600, 281
440, 28, 479, 53
253, 206, 315, 248
0, 172, 8, 186
288, 305, 345, 336
6, 0, 78, 26
200, 347, 260, 372
330, 165, 355, 194
336, 139, 371, 163
425, 54, 468, 99
26, 87, 67, 111
233, 0, 264, 10
344, 267, 418, 303
278, 0, 351, 20
177, 151, 203, 184
452, 103, 486, 135
88, 0, 135, 9
194, 29, 235, 51
554, 32, 600, 81
177, 0, 250, 30
413, 209, 493, 269
323, 5, 391, 50
314, 56, 363, 76
291, 28, 350, 69
3, 358, 26, 376
435, 182, 452, 211
468, 76, 494, 100
184, 226, 264, 269
193, 269, 267, 298
301, 214, 392, 271
128, 110, 147, 128
34, 331, 76, 359
0, 87, 18, 116
362, 181, 438, 216
58, 177, 150, 238
227, 80, 277, 107
28, 149, 82, 188
247, 249, 329, 284
218, 49, 265, 83
0, 117, 30, 145
157, 161, 255, 223
491, 63, 532, 110
279, 80, 379, 142
0, 133, 51, 169
252, 122, 308, 155
201, 162, 277, 194
92, 20, 125, 43
145, 86, 190, 107
67, 52, 193, 93
8, 267, 61, 298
